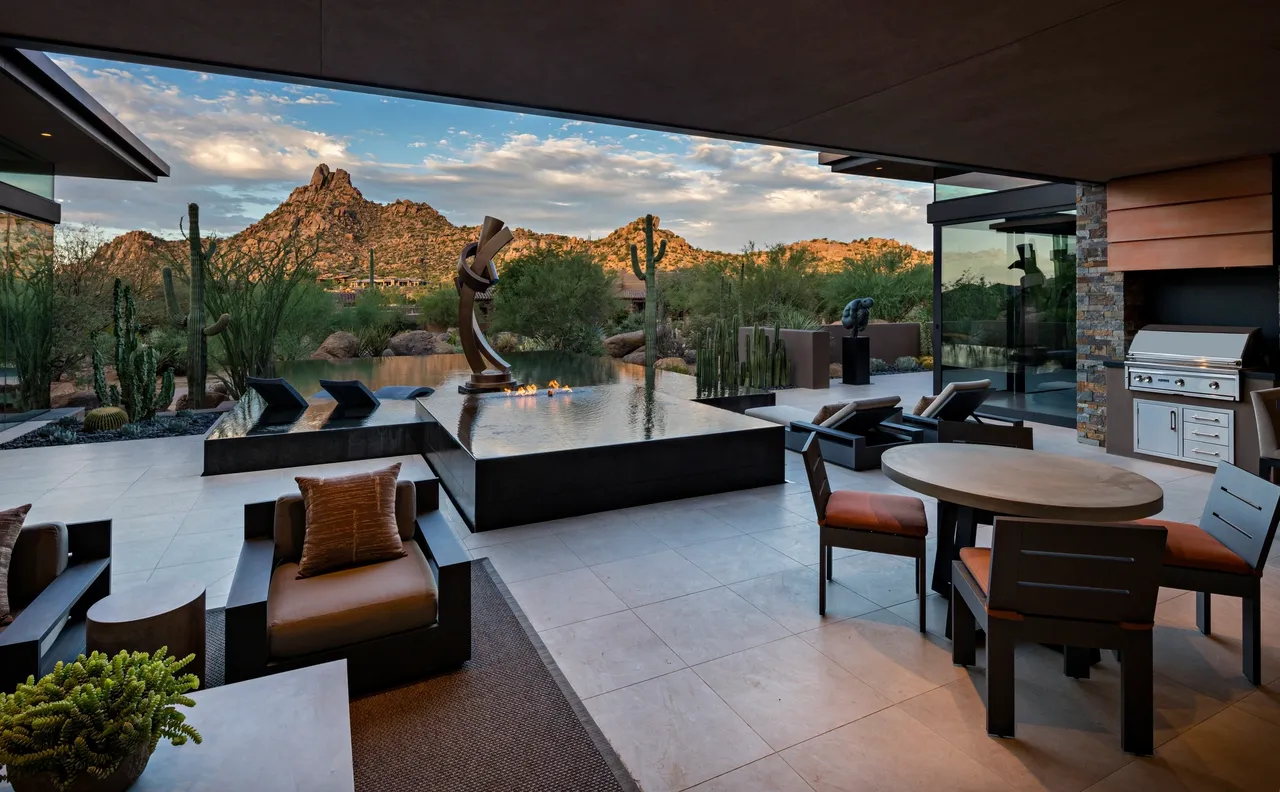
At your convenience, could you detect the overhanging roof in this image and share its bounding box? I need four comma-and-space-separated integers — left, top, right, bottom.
0, 48, 168, 182
0, 1, 1276, 183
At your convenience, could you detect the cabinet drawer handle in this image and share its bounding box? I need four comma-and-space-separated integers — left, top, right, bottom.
1191, 448, 1222, 457
1192, 431, 1221, 438
1189, 415, 1222, 423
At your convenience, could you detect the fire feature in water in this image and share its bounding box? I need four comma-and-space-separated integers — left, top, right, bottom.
503, 379, 574, 397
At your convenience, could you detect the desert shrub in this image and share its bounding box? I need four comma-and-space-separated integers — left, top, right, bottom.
0, 242, 55, 411
490, 246, 619, 354
340, 288, 414, 356
655, 358, 690, 374
820, 248, 932, 324
490, 331, 520, 354
918, 355, 934, 370
607, 308, 645, 337
894, 356, 920, 372
663, 243, 822, 330
870, 357, 889, 374
274, 279, 338, 362
147, 327, 188, 375
417, 286, 459, 330
774, 307, 823, 330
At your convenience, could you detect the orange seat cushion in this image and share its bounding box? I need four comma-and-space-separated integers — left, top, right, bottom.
822, 490, 928, 538
958, 547, 991, 595
1135, 518, 1254, 576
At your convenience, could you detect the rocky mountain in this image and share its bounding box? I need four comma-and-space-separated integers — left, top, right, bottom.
99, 164, 929, 284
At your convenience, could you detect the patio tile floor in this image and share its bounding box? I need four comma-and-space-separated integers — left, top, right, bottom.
2, 373, 1278, 789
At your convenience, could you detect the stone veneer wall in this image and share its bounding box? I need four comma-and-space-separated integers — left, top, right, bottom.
1076, 183, 1121, 445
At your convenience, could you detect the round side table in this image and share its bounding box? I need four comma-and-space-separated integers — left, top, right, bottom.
86, 580, 207, 682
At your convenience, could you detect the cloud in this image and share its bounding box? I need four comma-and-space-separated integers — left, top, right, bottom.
51, 57, 932, 250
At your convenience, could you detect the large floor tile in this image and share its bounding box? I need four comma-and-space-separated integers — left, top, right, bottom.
475, 534, 583, 583
121, 474, 207, 499
111, 513, 184, 545
591, 550, 719, 608
886, 593, 951, 639
146, 556, 239, 592
800, 609, 965, 703
556, 522, 669, 566
635, 587, 789, 666
753, 523, 857, 565
178, 506, 243, 535
1236, 678, 1280, 728
676, 534, 803, 585
110, 537, 173, 574
507, 567, 627, 631
1153, 593, 1280, 700
686, 755, 814, 792
157, 528, 243, 568
694, 635, 891, 750
541, 610, 684, 698
781, 705, 1017, 792
111, 491, 199, 519
584, 669, 772, 792
1084, 707, 1280, 791
636, 509, 742, 548
823, 552, 925, 608
703, 500, 810, 533
461, 522, 555, 550
729, 567, 879, 633
59, 466, 146, 489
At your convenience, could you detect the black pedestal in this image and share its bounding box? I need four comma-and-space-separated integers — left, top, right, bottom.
842, 335, 871, 385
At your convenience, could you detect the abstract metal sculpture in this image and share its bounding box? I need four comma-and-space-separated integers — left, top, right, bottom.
842, 297, 875, 337
456, 217, 519, 393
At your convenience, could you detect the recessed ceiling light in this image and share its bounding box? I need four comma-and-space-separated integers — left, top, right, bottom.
875, 166, 882, 170
40, 132, 52, 137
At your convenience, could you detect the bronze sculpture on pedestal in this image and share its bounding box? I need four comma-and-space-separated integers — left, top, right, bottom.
456, 216, 519, 394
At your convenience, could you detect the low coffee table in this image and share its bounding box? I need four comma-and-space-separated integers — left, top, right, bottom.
86, 580, 207, 681
0, 661, 354, 792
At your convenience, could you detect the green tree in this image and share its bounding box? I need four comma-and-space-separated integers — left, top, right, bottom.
490, 245, 619, 354
416, 285, 458, 330
0, 241, 55, 411
820, 247, 932, 324
274, 279, 338, 361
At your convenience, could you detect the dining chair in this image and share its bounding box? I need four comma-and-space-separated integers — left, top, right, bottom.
1250, 386, 1280, 483
951, 517, 1167, 755
1134, 461, 1280, 684
801, 433, 929, 630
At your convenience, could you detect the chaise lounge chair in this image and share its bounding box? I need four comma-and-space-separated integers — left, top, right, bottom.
900, 379, 1022, 442
745, 395, 921, 470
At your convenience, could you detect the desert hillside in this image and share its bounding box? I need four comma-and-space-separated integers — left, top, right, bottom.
100, 164, 930, 283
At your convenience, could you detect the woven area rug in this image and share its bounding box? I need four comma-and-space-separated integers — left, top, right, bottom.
203, 559, 638, 792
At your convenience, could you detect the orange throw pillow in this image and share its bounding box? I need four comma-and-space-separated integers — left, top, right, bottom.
912, 396, 935, 416
0, 503, 33, 625
294, 464, 405, 578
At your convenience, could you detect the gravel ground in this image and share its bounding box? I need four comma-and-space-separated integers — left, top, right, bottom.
0, 412, 220, 450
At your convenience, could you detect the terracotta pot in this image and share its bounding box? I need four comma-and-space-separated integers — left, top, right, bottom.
9, 743, 154, 792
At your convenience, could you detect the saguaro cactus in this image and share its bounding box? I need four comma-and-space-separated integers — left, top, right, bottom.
368, 249, 376, 289
93, 279, 174, 422
629, 214, 667, 373
163, 203, 230, 409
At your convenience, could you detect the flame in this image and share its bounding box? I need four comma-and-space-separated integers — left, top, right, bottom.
501, 380, 573, 397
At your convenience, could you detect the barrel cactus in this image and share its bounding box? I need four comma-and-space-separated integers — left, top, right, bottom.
83, 406, 129, 433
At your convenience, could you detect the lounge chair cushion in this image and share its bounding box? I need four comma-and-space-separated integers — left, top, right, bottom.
818, 395, 901, 428
822, 490, 928, 538
919, 379, 991, 419
267, 542, 438, 659
959, 547, 992, 595
1135, 518, 1254, 575
292, 464, 407, 577
744, 405, 816, 427
9, 522, 68, 609
373, 385, 435, 400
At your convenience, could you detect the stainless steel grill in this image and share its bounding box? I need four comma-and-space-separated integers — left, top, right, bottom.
1124, 325, 1262, 401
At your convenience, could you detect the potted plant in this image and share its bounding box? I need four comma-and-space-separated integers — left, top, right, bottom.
0, 649, 201, 792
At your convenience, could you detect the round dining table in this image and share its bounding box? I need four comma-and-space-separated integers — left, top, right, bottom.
881, 443, 1165, 598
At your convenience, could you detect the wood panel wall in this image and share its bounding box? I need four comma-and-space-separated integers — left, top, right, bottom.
1107, 156, 1273, 271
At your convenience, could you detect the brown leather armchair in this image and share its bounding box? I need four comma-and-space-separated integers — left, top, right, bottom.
0, 519, 112, 692
225, 479, 471, 694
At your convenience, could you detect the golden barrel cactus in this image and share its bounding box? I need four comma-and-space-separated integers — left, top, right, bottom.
83, 406, 129, 433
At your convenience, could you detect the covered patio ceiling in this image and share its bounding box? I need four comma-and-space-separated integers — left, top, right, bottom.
1, 0, 1276, 183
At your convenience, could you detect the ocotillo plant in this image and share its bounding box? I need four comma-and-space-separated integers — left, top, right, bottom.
93, 279, 174, 422
162, 203, 231, 409
629, 214, 667, 372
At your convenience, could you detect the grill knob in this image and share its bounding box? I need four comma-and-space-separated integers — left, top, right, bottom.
1144, 376, 1154, 383
1175, 378, 1185, 386
1209, 381, 1220, 390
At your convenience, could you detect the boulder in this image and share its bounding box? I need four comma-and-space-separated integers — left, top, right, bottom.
174, 392, 228, 411
829, 362, 843, 379
61, 390, 101, 409
310, 331, 361, 360
622, 347, 646, 365
387, 330, 454, 356
604, 330, 645, 358
655, 357, 689, 374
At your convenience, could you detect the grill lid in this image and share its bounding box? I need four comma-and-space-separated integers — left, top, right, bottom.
1126, 325, 1262, 369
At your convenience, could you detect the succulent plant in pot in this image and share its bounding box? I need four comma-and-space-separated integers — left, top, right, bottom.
0, 649, 201, 792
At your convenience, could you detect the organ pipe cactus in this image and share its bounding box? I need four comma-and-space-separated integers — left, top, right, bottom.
695, 319, 791, 397
162, 203, 231, 409
92, 279, 174, 422
629, 214, 667, 373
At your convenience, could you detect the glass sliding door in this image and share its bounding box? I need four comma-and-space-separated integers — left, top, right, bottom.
938, 213, 1076, 424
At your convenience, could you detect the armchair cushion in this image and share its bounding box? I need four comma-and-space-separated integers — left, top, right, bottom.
958, 547, 992, 595
9, 522, 68, 609
1135, 518, 1254, 576
267, 542, 438, 659
822, 490, 928, 538
294, 463, 406, 578
0, 504, 32, 625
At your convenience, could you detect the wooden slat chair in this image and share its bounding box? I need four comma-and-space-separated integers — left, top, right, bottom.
952, 517, 1167, 755
801, 433, 929, 629
1133, 461, 1280, 685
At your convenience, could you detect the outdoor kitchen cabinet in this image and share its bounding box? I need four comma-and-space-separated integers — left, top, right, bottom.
1133, 399, 1233, 466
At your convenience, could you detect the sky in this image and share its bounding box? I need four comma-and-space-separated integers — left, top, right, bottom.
52, 56, 933, 252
